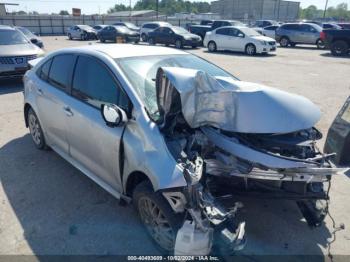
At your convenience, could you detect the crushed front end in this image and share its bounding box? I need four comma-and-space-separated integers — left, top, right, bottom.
154, 67, 346, 255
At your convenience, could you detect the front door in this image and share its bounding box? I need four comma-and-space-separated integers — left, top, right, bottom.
65, 55, 130, 191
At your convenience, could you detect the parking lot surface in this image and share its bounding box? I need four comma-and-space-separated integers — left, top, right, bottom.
1, 36, 350, 257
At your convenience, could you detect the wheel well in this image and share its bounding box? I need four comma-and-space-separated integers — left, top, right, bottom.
24, 103, 32, 127
208, 40, 216, 46
245, 43, 255, 49
125, 171, 152, 197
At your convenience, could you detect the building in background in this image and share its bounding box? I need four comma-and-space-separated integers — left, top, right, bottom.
173, 12, 221, 20
0, 3, 19, 16
211, 0, 300, 22
107, 10, 159, 18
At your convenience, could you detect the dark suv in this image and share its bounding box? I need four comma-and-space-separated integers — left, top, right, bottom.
275, 23, 324, 49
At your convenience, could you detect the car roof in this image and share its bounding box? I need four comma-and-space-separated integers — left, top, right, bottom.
143, 21, 170, 25
0, 25, 15, 31
57, 44, 187, 59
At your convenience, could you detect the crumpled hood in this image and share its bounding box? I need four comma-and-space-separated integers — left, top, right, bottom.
0, 43, 43, 57
156, 67, 321, 134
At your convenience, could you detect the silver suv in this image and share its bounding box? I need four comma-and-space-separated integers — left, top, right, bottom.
24, 44, 342, 254
276, 23, 324, 48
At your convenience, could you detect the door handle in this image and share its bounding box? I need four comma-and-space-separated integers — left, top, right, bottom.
63, 106, 73, 117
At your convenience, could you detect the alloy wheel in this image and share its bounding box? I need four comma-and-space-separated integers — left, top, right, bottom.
246, 44, 256, 55
138, 197, 175, 251
280, 37, 289, 47
175, 40, 182, 49
29, 113, 41, 146
208, 41, 216, 52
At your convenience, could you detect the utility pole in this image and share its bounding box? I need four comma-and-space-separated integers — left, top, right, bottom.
129, 0, 132, 19
323, 0, 329, 19
156, 0, 159, 19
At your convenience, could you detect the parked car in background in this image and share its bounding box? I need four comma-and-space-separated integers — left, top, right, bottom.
204, 26, 276, 55
321, 29, 350, 56
200, 19, 213, 26
98, 25, 140, 43
305, 21, 342, 30
148, 26, 201, 48
0, 25, 44, 79
93, 24, 108, 33
67, 25, 97, 40
189, 20, 244, 40
254, 25, 279, 39
113, 22, 140, 32
275, 23, 325, 48
15, 26, 44, 48
253, 20, 278, 28
338, 23, 350, 29
140, 21, 171, 42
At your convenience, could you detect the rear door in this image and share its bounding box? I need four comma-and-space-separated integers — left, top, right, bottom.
65, 55, 131, 191
215, 27, 231, 50
35, 54, 76, 155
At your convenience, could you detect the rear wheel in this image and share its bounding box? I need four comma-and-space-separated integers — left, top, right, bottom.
68, 33, 72, 40
133, 181, 184, 253
280, 37, 290, 47
28, 108, 47, 150
81, 32, 88, 41
148, 37, 155, 45
316, 39, 325, 49
175, 39, 183, 49
331, 40, 349, 56
245, 44, 256, 56
208, 41, 217, 52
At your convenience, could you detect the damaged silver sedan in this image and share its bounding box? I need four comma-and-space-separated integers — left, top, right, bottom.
23, 44, 345, 255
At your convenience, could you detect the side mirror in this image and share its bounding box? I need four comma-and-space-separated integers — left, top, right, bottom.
30, 38, 38, 44
101, 104, 128, 127
238, 33, 245, 38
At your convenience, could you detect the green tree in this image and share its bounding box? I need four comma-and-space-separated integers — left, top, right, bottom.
59, 10, 69, 15
107, 4, 130, 14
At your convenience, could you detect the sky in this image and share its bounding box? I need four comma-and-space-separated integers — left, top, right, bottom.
2, 0, 350, 15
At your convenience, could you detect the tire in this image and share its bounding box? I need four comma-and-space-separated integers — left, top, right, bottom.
245, 43, 256, 56
290, 43, 296, 47
297, 199, 327, 227
68, 33, 72, 40
148, 37, 155, 45
192, 45, 197, 49
27, 108, 47, 150
316, 39, 325, 49
133, 181, 184, 253
175, 39, 183, 49
100, 37, 105, 43
280, 36, 290, 47
208, 41, 217, 52
81, 32, 88, 41
141, 33, 147, 42
331, 40, 348, 56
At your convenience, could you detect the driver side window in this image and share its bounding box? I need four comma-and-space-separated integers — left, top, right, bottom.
72, 55, 129, 110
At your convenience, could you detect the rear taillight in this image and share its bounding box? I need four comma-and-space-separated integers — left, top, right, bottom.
320, 31, 326, 41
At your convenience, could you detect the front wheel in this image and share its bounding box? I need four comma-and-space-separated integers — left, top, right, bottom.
175, 39, 183, 49
68, 33, 72, 40
245, 44, 256, 56
331, 40, 349, 56
81, 32, 88, 41
28, 108, 47, 150
141, 33, 147, 42
316, 39, 325, 49
133, 181, 184, 253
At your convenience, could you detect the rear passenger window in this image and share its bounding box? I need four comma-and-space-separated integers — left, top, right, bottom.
216, 28, 230, 35
48, 54, 76, 90
72, 55, 129, 109
282, 24, 299, 30
37, 58, 52, 81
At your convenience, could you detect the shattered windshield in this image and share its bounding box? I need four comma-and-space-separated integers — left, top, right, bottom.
116, 54, 235, 119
